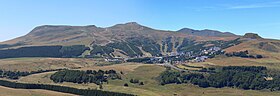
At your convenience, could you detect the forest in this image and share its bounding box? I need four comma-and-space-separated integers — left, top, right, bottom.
159, 66, 280, 91
60, 45, 90, 57
90, 37, 162, 57
107, 42, 143, 57
0, 69, 64, 79
0, 79, 133, 96
0, 45, 89, 59
50, 69, 121, 85
127, 37, 162, 56
91, 45, 114, 56
0, 37, 244, 59
225, 50, 263, 59
126, 57, 151, 63
177, 38, 241, 54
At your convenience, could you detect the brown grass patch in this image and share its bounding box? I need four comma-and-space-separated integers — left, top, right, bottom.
0, 58, 101, 72
0, 85, 76, 96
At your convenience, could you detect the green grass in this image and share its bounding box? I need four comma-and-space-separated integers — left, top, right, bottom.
101, 64, 280, 96
5, 59, 280, 96
102, 65, 167, 96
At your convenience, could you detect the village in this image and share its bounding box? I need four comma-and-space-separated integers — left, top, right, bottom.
104, 46, 223, 71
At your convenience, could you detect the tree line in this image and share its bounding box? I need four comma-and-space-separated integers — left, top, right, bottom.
0, 79, 133, 96
225, 50, 263, 59
130, 78, 144, 85
177, 38, 241, 54
126, 57, 151, 63
159, 66, 280, 91
90, 37, 163, 57
0, 45, 89, 59
50, 69, 121, 85
0, 69, 64, 79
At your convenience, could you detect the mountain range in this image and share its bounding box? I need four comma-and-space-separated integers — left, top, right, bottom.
1, 22, 238, 46
0, 22, 279, 59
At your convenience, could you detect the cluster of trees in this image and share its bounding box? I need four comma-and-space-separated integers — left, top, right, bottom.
166, 42, 173, 52
0, 45, 89, 59
159, 66, 280, 91
0, 46, 62, 58
177, 38, 195, 52
107, 42, 143, 57
198, 68, 216, 73
91, 41, 144, 57
130, 78, 144, 85
219, 38, 242, 49
90, 45, 114, 56
221, 66, 266, 72
142, 43, 162, 56
0, 79, 133, 96
174, 42, 180, 48
91, 37, 239, 57
176, 38, 199, 53
159, 70, 181, 85
162, 37, 173, 52
124, 83, 129, 87
126, 57, 151, 63
127, 37, 162, 56
90, 37, 163, 57
60, 45, 90, 58
225, 50, 263, 59
177, 38, 224, 54
161, 44, 165, 52
0, 70, 30, 79
0, 69, 63, 79
50, 69, 121, 85
177, 38, 242, 54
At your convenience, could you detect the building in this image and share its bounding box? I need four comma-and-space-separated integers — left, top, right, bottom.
194, 56, 208, 62
264, 77, 273, 81
104, 57, 125, 62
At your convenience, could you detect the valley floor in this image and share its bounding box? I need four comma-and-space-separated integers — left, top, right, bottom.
1, 57, 280, 96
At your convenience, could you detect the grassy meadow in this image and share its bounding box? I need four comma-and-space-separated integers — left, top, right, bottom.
12, 59, 280, 96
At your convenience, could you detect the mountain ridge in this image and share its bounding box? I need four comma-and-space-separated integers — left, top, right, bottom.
1, 22, 239, 46
177, 28, 237, 37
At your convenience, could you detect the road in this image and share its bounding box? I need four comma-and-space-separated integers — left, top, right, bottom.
162, 62, 187, 72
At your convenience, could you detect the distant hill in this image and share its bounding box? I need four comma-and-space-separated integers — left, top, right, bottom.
225, 33, 280, 59
177, 28, 237, 37
1, 22, 238, 46
243, 33, 263, 39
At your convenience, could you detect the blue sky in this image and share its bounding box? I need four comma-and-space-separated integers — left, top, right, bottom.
0, 0, 280, 41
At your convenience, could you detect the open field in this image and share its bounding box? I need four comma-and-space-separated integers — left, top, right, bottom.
206, 56, 280, 70
0, 85, 76, 96
0, 57, 114, 71
15, 62, 280, 96
225, 39, 280, 60
18, 63, 148, 89
2, 57, 280, 96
